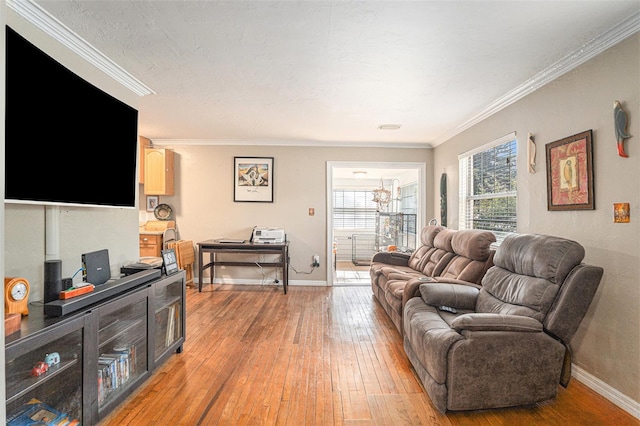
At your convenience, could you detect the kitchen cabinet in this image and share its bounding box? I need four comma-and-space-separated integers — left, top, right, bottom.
139, 233, 163, 257
139, 136, 151, 184
144, 148, 174, 195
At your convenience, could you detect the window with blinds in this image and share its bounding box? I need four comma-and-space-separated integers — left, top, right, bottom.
333, 190, 378, 229
459, 133, 517, 243
333, 183, 417, 230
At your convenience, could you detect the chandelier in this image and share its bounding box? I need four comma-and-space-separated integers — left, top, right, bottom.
372, 179, 392, 211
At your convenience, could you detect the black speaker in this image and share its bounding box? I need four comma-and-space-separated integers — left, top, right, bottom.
44, 259, 62, 303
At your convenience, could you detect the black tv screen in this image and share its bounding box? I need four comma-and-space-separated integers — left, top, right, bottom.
5, 26, 138, 208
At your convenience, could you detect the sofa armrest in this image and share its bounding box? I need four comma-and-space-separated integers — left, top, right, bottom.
431, 277, 483, 288
419, 283, 479, 310
371, 251, 410, 266
451, 313, 543, 333
401, 277, 427, 308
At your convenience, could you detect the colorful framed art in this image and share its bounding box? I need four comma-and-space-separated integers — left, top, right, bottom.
545, 130, 594, 211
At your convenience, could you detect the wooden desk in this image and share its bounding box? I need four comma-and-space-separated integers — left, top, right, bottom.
197, 240, 290, 294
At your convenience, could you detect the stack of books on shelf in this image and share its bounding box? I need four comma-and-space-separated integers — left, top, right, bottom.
97, 343, 136, 404
7, 398, 79, 426
166, 304, 178, 347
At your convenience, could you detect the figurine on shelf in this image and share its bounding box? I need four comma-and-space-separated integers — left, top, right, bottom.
44, 352, 60, 367
30, 361, 49, 377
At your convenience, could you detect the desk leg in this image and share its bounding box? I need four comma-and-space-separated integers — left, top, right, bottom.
283, 246, 288, 294
198, 247, 203, 292
210, 252, 215, 286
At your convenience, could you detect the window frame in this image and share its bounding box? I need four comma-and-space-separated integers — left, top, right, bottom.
458, 132, 517, 244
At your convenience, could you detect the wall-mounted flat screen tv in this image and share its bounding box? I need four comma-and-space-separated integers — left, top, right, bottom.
5, 26, 138, 209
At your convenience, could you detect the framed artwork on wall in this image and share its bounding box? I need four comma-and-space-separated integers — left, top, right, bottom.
146, 195, 159, 212
545, 130, 594, 211
234, 157, 274, 202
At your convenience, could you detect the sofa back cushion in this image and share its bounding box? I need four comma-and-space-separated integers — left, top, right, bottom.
439, 230, 496, 284
476, 234, 585, 321
419, 229, 456, 276
407, 225, 445, 270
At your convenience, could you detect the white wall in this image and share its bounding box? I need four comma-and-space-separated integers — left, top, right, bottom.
432, 34, 640, 406
140, 144, 431, 284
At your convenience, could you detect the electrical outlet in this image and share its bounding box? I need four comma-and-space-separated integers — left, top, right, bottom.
312, 255, 320, 267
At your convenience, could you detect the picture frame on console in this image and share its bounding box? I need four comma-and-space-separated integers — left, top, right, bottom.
234, 156, 274, 202
545, 130, 594, 211
161, 248, 179, 275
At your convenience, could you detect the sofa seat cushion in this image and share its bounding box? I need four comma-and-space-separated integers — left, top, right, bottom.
403, 297, 464, 384
380, 265, 419, 277
386, 280, 408, 300
384, 280, 407, 316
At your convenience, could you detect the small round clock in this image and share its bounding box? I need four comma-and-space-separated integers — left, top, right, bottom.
5, 277, 30, 316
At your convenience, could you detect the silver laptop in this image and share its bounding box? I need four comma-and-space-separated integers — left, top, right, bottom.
82, 249, 111, 285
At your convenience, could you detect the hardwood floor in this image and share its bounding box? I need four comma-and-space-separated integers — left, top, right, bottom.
100, 285, 637, 425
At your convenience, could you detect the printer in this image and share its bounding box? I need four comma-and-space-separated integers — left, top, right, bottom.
252, 227, 285, 243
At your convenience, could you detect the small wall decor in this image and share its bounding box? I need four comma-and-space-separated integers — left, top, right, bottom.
234, 157, 274, 202
613, 100, 631, 158
613, 203, 630, 223
545, 130, 594, 211
146, 195, 159, 212
527, 133, 536, 173
440, 172, 447, 226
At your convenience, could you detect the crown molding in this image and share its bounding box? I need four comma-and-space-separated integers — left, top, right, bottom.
432, 11, 640, 147
150, 138, 432, 149
7, 0, 155, 97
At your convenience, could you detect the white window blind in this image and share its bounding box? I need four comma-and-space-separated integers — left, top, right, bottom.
459, 133, 517, 243
333, 190, 378, 229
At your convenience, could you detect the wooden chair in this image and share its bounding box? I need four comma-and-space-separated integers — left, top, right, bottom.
167, 240, 195, 287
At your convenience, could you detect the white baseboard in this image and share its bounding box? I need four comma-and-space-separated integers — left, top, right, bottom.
572, 364, 640, 419
289, 280, 328, 287
195, 279, 328, 287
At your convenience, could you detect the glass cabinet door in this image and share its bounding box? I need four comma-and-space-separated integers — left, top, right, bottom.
6, 315, 88, 425
152, 272, 185, 365
96, 288, 149, 415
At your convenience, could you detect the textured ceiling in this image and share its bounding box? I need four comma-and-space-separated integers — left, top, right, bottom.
32, 0, 640, 147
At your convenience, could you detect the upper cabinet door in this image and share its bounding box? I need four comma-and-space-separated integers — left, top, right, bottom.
144, 148, 175, 195
139, 136, 151, 184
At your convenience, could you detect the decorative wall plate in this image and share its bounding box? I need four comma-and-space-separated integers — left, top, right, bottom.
154, 203, 173, 220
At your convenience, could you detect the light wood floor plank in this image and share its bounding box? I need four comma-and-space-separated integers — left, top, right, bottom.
99, 285, 637, 425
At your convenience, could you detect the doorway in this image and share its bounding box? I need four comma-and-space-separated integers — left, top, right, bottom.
326, 162, 426, 286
